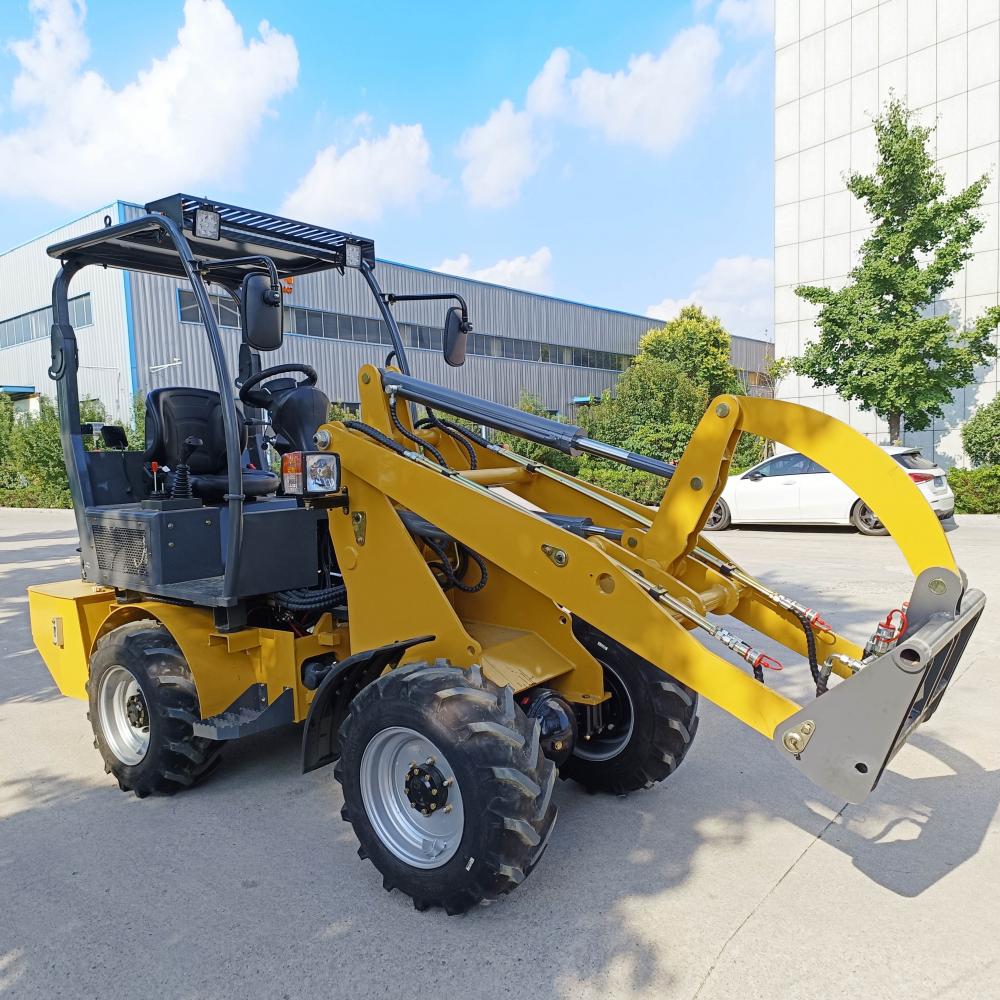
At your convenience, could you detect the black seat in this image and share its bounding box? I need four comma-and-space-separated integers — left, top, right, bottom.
144, 387, 279, 500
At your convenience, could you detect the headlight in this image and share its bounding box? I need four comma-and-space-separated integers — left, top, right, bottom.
306, 454, 340, 492
281, 451, 341, 495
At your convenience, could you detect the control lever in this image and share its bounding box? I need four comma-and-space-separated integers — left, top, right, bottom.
170, 436, 203, 499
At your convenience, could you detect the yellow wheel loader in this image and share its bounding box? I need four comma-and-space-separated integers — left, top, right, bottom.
28, 196, 984, 914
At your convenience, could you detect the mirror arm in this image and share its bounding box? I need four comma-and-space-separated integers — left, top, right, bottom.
199, 255, 282, 302
383, 291, 471, 330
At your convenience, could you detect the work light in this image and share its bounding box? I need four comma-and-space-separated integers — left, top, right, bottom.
343, 242, 362, 268
281, 451, 342, 495
193, 207, 221, 240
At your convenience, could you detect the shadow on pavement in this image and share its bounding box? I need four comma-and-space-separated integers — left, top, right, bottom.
1, 695, 995, 999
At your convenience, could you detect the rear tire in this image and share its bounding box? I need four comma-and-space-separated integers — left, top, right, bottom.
561, 623, 699, 794
704, 498, 731, 531
335, 660, 557, 914
88, 621, 222, 797
851, 500, 888, 536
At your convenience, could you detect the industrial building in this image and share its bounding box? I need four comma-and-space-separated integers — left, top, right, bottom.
774, 0, 1000, 465
1, 200, 772, 424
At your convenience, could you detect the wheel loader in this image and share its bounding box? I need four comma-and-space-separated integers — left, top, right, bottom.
28, 195, 985, 914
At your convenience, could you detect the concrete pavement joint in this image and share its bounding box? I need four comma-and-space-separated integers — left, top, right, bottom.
690, 803, 849, 1000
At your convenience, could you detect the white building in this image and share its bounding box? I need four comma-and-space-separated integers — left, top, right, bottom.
774, 0, 1000, 466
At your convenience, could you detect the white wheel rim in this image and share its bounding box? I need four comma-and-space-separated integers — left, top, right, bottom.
97, 665, 150, 766
706, 501, 726, 528
360, 727, 465, 869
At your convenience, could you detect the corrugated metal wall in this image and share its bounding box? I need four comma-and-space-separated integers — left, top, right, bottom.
3, 201, 773, 420
129, 264, 664, 412
0, 205, 132, 419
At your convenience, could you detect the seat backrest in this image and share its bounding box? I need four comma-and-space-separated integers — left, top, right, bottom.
144, 387, 248, 474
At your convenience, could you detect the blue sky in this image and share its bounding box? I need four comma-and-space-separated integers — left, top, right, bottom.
0, 0, 774, 337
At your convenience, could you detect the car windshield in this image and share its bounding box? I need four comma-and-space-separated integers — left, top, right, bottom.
892, 450, 936, 470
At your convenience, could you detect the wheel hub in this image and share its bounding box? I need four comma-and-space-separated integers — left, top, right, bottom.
126, 692, 148, 728
404, 759, 449, 816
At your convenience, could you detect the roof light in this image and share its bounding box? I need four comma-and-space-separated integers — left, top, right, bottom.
193, 207, 221, 241
344, 242, 362, 268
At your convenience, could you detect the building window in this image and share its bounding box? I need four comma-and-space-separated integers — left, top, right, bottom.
177, 289, 240, 329
175, 287, 634, 372
0, 293, 93, 351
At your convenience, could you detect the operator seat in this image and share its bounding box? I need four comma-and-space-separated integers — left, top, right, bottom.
144, 387, 279, 500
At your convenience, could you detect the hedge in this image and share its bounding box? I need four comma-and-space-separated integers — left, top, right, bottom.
947, 465, 1000, 514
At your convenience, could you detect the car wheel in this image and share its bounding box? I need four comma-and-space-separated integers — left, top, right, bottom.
704, 498, 731, 531
851, 500, 888, 536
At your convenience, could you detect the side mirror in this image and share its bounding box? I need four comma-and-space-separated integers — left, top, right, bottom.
241, 272, 283, 351
747, 471, 764, 481
443, 306, 470, 368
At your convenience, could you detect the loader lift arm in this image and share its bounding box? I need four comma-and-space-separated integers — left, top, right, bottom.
316, 365, 983, 804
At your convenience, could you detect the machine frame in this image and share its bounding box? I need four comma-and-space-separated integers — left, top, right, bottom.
28, 194, 984, 862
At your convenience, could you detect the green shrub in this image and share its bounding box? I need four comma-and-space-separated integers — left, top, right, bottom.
947, 465, 1000, 514
962, 396, 1000, 467
0, 396, 72, 508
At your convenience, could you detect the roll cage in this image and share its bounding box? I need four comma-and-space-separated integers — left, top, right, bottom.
47, 194, 404, 606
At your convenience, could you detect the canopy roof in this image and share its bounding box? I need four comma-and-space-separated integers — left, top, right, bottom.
47, 194, 376, 285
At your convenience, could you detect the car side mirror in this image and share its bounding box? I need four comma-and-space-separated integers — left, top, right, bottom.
747, 471, 764, 481
241, 272, 283, 351
443, 306, 470, 367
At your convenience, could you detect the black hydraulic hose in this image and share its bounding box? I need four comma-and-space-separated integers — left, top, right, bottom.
423, 535, 488, 594
441, 419, 491, 450
389, 397, 447, 467
417, 412, 478, 469
343, 419, 409, 456
792, 608, 826, 696
275, 585, 347, 610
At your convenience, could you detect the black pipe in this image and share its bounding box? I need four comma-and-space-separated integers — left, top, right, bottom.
48, 261, 98, 579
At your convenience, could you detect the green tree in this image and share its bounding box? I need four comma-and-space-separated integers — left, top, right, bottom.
574, 305, 763, 501
962, 395, 1000, 467
790, 100, 1000, 442
636, 305, 744, 398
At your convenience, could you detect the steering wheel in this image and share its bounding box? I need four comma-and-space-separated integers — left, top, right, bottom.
238, 363, 318, 408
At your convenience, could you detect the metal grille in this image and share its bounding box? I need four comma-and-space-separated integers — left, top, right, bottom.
91, 522, 149, 576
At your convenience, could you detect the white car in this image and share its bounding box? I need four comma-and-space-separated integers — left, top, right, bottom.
705, 446, 955, 535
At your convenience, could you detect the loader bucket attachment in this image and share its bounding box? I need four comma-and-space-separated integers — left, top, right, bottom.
773, 569, 985, 803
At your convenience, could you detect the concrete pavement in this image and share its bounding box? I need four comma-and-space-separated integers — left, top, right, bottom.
1, 508, 998, 999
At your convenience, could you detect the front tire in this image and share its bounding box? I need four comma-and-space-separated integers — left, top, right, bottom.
851, 500, 888, 535
335, 660, 557, 914
561, 623, 699, 794
88, 621, 222, 797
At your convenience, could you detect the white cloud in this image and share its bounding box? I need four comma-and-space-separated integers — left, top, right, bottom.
723, 50, 768, 96
458, 29, 721, 208
457, 100, 544, 208
646, 256, 773, 339
282, 123, 444, 224
568, 26, 721, 153
434, 247, 553, 294
525, 48, 570, 117
715, 0, 775, 35
0, 0, 298, 207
